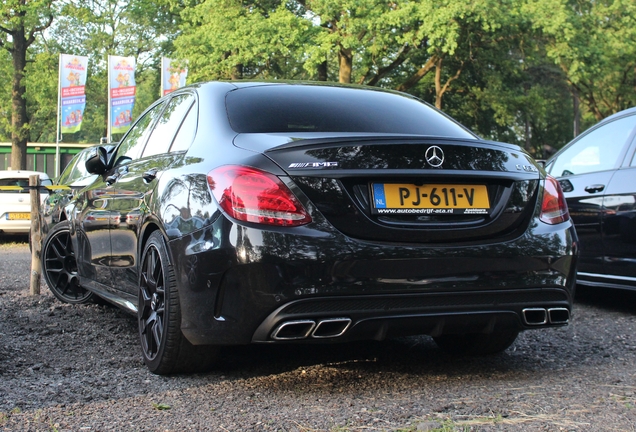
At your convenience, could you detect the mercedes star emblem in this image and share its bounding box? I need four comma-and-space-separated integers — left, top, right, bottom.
425, 146, 444, 167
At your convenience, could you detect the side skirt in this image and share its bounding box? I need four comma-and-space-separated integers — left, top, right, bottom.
79, 276, 138, 314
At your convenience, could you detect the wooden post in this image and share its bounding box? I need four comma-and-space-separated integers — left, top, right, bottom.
29, 174, 42, 295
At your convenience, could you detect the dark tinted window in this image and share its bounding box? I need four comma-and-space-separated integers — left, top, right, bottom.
170, 102, 198, 152
115, 102, 165, 164
225, 85, 476, 138
0, 178, 27, 193
58, 149, 92, 185
0, 177, 50, 192
143, 94, 195, 157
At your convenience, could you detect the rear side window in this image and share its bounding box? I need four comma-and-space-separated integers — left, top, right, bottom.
0, 177, 50, 192
225, 85, 476, 139
115, 102, 165, 164
169, 102, 197, 153
0, 178, 29, 193
143, 94, 196, 157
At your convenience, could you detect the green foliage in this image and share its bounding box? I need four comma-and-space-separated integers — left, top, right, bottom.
0, 0, 632, 157
0, 50, 13, 141
176, 0, 313, 81
523, 0, 636, 122
171, 0, 585, 154
25, 52, 59, 143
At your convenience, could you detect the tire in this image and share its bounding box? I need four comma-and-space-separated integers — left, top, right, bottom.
138, 231, 218, 374
433, 329, 519, 355
42, 220, 94, 304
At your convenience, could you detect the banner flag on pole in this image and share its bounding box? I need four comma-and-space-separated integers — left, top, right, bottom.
161, 57, 187, 96
108, 55, 136, 135
59, 54, 89, 134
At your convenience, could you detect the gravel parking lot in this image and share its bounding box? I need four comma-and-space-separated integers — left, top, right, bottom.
1, 238, 635, 431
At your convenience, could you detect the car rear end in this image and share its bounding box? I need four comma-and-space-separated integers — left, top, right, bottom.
234, 137, 575, 342
170, 82, 578, 348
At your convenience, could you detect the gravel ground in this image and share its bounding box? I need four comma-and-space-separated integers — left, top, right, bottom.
1, 238, 636, 431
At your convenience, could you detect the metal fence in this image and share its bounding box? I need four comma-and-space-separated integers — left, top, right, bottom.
0, 142, 94, 178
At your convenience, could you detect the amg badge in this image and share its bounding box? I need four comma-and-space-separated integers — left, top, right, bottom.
288, 162, 339, 168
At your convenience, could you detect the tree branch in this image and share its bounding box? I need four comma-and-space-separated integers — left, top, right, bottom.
439, 61, 464, 98
364, 44, 412, 87
27, 13, 54, 46
396, 54, 438, 92
0, 24, 13, 35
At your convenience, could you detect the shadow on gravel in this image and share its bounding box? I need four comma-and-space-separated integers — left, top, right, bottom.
575, 284, 636, 315
0, 234, 28, 245
205, 333, 559, 382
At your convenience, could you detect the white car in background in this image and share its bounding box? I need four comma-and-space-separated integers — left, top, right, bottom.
0, 170, 52, 235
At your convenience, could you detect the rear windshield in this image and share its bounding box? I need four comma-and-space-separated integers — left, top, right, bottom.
0, 177, 52, 193
225, 85, 476, 139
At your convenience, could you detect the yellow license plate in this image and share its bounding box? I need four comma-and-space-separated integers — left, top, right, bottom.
7, 212, 30, 220
372, 183, 490, 215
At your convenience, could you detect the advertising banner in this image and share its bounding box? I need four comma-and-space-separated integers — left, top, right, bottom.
108, 55, 136, 135
161, 57, 188, 96
59, 54, 89, 134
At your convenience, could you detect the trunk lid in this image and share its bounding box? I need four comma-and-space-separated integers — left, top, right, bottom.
235, 134, 541, 243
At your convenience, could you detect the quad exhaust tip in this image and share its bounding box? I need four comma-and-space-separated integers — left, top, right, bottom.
271, 320, 316, 340
547, 307, 570, 324
522, 308, 570, 326
271, 318, 352, 341
311, 318, 352, 338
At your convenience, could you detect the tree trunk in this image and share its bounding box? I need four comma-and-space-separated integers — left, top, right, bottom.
434, 58, 443, 109
338, 46, 352, 84
231, 63, 244, 80
317, 61, 328, 81
10, 28, 29, 170
525, 116, 532, 153
572, 87, 580, 138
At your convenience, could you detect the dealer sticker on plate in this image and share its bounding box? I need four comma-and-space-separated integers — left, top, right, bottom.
372, 183, 490, 215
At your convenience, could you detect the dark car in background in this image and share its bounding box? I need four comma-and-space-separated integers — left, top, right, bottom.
546, 107, 636, 291
40, 81, 578, 374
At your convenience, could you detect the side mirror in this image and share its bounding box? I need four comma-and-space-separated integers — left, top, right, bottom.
85, 146, 109, 175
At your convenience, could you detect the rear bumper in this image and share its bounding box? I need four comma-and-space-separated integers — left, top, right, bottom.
169, 217, 578, 346
0, 219, 31, 234
251, 289, 571, 343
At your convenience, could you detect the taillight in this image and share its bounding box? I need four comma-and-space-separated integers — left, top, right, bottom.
540, 175, 570, 225
207, 165, 312, 227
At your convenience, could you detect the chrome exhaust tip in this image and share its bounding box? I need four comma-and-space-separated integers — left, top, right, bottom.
312, 318, 352, 338
548, 308, 570, 324
271, 320, 316, 340
522, 308, 548, 325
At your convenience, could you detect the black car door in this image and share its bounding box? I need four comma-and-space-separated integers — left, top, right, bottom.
109, 93, 198, 296
75, 100, 167, 294
548, 113, 636, 279
601, 138, 636, 286
73, 171, 119, 288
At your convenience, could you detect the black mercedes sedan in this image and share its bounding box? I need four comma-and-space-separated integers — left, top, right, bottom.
41, 81, 578, 374
546, 107, 636, 291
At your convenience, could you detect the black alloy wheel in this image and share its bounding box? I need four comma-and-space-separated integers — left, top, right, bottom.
433, 329, 519, 355
138, 231, 217, 374
42, 221, 94, 304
